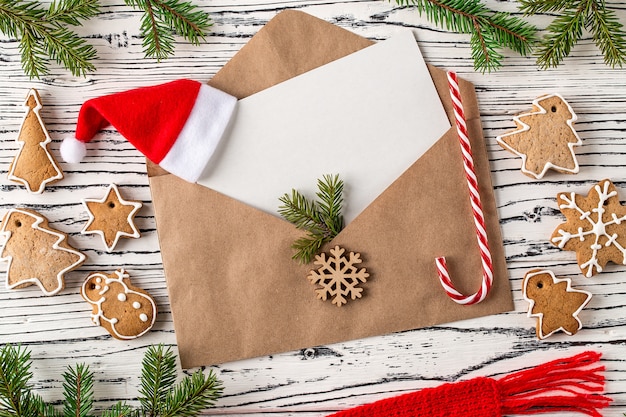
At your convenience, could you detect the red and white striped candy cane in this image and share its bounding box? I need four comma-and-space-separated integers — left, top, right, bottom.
435, 71, 493, 305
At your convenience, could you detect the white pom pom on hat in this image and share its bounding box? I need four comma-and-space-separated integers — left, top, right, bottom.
61, 79, 237, 183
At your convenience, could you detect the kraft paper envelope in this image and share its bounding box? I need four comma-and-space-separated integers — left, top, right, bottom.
147, 10, 513, 369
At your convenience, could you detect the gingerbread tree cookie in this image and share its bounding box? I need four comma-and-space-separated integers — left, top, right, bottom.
8, 89, 63, 193
307, 245, 369, 307
522, 269, 592, 339
496, 93, 581, 179
551, 179, 626, 277
81, 184, 142, 252
0, 208, 85, 295
81, 269, 157, 339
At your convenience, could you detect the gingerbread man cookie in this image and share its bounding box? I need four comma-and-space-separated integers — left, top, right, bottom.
523, 269, 592, 339
496, 93, 581, 179
81, 269, 157, 340
0, 208, 85, 295
81, 184, 142, 252
7, 89, 63, 193
551, 179, 626, 277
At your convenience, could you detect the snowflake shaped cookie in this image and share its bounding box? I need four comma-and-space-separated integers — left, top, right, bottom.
496, 94, 581, 179
82, 184, 142, 252
307, 245, 369, 307
551, 179, 626, 277
523, 269, 592, 339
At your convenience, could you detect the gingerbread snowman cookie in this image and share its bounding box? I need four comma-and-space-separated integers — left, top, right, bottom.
81, 269, 156, 339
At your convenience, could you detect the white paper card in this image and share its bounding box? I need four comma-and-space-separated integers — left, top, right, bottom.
197, 30, 450, 223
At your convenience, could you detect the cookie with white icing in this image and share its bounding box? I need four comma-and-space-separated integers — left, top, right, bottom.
81, 269, 157, 339
523, 269, 592, 339
7, 89, 64, 194
0, 208, 85, 295
496, 93, 581, 179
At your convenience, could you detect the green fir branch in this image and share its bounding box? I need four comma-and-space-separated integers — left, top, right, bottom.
124, 0, 211, 61
99, 402, 134, 417
0, 344, 222, 417
392, 0, 538, 72
62, 364, 94, 417
0, 345, 60, 417
138, 345, 177, 416
278, 174, 344, 264
520, 0, 626, 68
160, 371, 222, 417
0, 0, 98, 78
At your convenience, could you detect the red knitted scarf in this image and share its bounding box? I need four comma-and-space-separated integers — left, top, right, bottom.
328, 351, 611, 417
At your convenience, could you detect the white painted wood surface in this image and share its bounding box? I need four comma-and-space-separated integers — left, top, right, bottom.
1, 0, 626, 415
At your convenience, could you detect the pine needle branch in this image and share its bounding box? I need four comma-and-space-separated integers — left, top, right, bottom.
138, 345, 177, 416
62, 364, 94, 417
392, 0, 538, 72
123, 0, 211, 61
279, 174, 344, 264
520, 0, 626, 68
0, 345, 61, 417
0, 344, 223, 417
159, 371, 222, 417
0, 0, 98, 78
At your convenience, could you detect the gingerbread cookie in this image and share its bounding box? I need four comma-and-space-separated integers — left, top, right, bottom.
81, 184, 142, 252
0, 208, 85, 295
81, 269, 157, 340
522, 269, 592, 339
551, 179, 626, 277
7, 89, 63, 193
496, 93, 581, 179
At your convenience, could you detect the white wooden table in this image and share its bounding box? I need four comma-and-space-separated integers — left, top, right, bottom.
1, 1, 626, 415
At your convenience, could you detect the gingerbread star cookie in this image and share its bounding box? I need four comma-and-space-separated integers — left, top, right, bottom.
81, 269, 157, 340
81, 184, 142, 252
551, 179, 626, 277
496, 93, 581, 179
0, 208, 85, 295
7, 89, 63, 193
523, 269, 592, 339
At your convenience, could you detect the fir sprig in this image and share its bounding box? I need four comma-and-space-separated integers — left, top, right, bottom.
278, 174, 344, 264
62, 364, 94, 417
123, 0, 211, 61
520, 0, 626, 68
0, 0, 211, 78
0, 344, 223, 417
0, 0, 99, 78
138, 345, 177, 416
392, 0, 538, 72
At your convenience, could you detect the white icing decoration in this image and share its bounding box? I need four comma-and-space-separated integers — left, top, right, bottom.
133, 301, 141, 309
96, 277, 102, 283
552, 181, 626, 277
0, 208, 86, 296
118, 293, 127, 302
95, 285, 101, 290
80, 183, 143, 253
6, 89, 63, 194
81, 269, 156, 339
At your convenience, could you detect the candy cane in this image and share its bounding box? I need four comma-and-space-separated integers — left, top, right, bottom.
435, 71, 493, 305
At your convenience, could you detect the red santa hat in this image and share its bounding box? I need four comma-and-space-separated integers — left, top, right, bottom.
61, 79, 237, 183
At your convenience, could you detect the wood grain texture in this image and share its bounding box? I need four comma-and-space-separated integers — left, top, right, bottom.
1, 0, 626, 415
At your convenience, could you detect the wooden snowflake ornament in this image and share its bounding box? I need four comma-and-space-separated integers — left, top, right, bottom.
551, 179, 626, 277
307, 245, 369, 307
